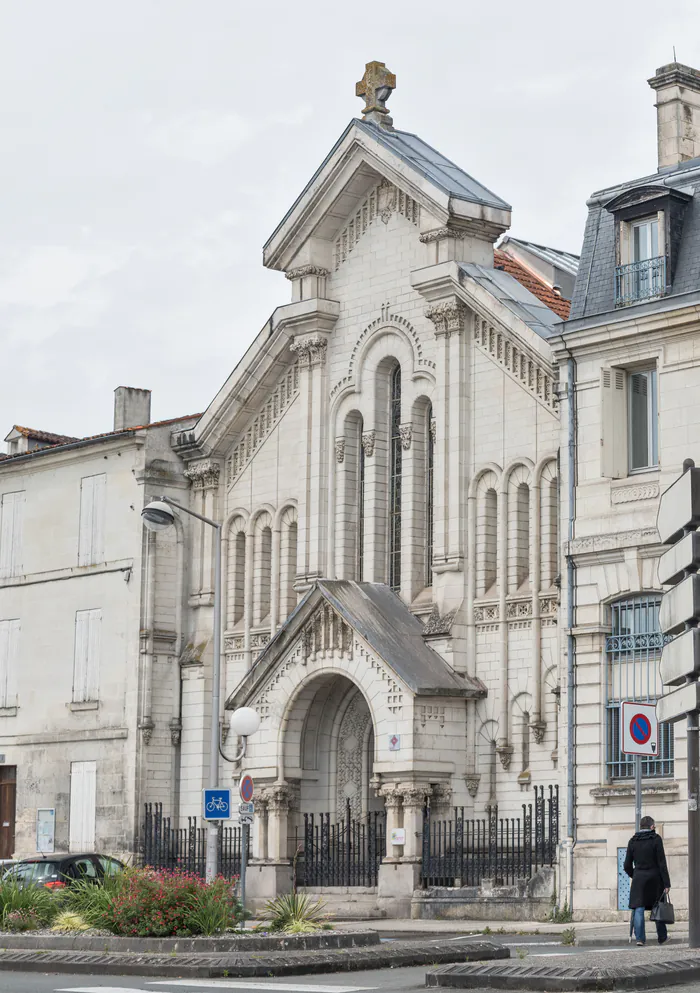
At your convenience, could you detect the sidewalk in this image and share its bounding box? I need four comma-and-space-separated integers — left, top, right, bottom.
334, 918, 690, 946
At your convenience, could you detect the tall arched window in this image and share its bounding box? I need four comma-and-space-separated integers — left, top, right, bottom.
231, 530, 246, 625
253, 518, 272, 624
540, 463, 558, 589
425, 405, 434, 587
606, 594, 674, 779
279, 507, 298, 620
477, 474, 498, 596
357, 416, 365, 581
389, 365, 402, 591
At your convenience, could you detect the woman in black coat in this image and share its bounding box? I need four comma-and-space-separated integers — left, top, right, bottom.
624, 815, 671, 945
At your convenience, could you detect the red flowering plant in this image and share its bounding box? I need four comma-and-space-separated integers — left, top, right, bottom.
100, 868, 243, 937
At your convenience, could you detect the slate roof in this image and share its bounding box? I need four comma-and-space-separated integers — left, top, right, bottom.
460, 262, 564, 339
355, 120, 511, 210
227, 580, 485, 709
494, 249, 571, 319
569, 158, 700, 320
502, 238, 580, 278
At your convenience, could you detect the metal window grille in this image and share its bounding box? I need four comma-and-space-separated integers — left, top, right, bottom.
614, 256, 666, 307
426, 405, 434, 587
389, 366, 402, 592
605, 595, 674, 780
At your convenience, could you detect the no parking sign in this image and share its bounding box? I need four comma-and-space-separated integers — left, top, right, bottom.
621, 700, 659, 757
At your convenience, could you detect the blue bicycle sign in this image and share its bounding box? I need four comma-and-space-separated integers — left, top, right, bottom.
202, 788, 232, 820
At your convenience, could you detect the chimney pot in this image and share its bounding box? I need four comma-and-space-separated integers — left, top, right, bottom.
648, 62, 700, 169
114, 387, 152, 432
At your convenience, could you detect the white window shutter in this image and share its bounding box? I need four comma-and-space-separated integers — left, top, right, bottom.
78, 477, 94, 566
91, 474, 106, 563
600, 368, 627, 478
0, 492, 25, 579
87, 609, 101, 702
73, 611, 89, 702
69, 761, 96, 852
0, 620, 17, 708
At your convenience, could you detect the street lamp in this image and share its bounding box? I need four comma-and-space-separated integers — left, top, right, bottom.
142, 495, 258, 883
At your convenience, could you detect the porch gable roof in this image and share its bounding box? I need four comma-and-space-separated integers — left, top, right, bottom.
226, 580, 485, 709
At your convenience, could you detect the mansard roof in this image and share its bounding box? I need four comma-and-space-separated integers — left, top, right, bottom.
569, 157, 700, 321
226, 580, 485, 710
263, 118, 512, 271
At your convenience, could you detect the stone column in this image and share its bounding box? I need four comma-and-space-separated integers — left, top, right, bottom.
247, 783, 297, 912
378, 784, 403, 859
184, 460, 221, 601
290, 333, 331, 592
252, 793, 269, 861
425, 300, 468, 610
263, 783, 297, 862
399, 782, 432, 860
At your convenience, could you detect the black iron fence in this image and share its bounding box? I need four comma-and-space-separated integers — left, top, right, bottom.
142, 803, 246, 879
421, 785, 559, 888
296, 801, 386, 888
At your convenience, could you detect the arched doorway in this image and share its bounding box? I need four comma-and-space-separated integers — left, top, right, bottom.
285, 673, 382, 819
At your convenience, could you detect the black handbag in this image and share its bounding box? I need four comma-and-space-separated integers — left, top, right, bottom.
650, 892, 675, 924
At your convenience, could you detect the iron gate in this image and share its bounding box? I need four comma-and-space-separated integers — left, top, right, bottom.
296, 801, 386, 887
421, 785, 559, 887
142, 803, 246, 878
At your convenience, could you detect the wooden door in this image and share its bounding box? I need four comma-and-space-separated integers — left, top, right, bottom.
0, 767, 16, 859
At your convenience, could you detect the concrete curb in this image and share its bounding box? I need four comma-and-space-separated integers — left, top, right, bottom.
0, 929, 378, 953
0, 938, 509, 979
426, 955, 700, 990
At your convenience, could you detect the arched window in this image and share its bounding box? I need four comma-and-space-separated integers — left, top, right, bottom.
279, 507, 298, 620
540, 464, 558, 589
509, 482, 530, 591
477, 475, 498, 596
389, 365, 402, 591
357, 416, 365, 581
253, 518, 272, 624
425, 405, 434, 587
605, 594, 674, 779
226, 520, 246, 628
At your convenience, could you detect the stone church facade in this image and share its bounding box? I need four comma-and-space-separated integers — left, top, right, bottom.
165, 63, 566, 914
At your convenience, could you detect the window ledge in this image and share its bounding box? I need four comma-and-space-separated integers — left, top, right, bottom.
590, 781, 679, 804
0, 707, 18, 718
68, 700, 99, 712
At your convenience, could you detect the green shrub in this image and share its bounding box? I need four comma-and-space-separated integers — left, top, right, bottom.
62, 873, 126, 928
0, 878, 56, 928
185, 877, 245, 936
3, 909, 40, 932
51, 911, 91, 932
262, 893, 328, 933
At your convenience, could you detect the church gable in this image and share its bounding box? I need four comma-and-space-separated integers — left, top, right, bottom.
332, 177, 421, 271
224, 360, 300, 490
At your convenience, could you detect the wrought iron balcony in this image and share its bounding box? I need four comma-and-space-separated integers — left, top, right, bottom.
615, 256, 666, 307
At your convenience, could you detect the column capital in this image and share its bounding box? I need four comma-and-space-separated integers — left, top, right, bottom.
184, 459, 221, 490
261, 782, 299, 812
397, 781, 433, 810
377, 783, 403, 810
290, 332, 329, 368
361, 430, 376, 458
425, 298, 467, 338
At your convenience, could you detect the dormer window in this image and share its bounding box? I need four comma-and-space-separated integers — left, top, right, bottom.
605, 184, 692, 308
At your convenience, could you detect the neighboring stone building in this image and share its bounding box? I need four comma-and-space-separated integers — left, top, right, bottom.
552, 61, 700, 919
0, 388, 199, 860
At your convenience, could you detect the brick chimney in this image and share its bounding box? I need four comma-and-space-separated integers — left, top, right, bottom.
648, 62, 700, 169
113, 387, 152, 431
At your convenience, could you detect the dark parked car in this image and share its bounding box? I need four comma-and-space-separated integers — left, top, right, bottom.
3, 853, 123, 889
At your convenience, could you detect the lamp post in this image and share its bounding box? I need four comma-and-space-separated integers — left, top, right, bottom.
141, 496, 259, 883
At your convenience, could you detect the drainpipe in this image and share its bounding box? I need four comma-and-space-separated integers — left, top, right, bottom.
565, 354, 578, 913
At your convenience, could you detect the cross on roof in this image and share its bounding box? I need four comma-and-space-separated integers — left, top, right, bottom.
356, 61, 396, 127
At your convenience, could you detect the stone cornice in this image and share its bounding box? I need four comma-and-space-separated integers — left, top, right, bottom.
568, 527, 661, 556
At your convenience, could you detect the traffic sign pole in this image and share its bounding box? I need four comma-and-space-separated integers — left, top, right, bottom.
240, 822, 249, 923
635, 755, 642, 832
689, 712, 700, 949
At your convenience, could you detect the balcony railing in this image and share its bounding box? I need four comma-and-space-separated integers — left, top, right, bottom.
615, 256, 666, 307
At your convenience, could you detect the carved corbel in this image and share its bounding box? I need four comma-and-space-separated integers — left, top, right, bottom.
290, 333, 329, 368
168, 718, 182, 746
335, 438, 345, 463
184, 460, 221, 490
361, 430, 376, 458
496, 744, 514, 771
530, 721, 546, 745
465, 774, 481, 799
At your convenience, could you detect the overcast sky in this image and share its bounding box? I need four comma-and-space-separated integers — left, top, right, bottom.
0, 0, 697, 439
